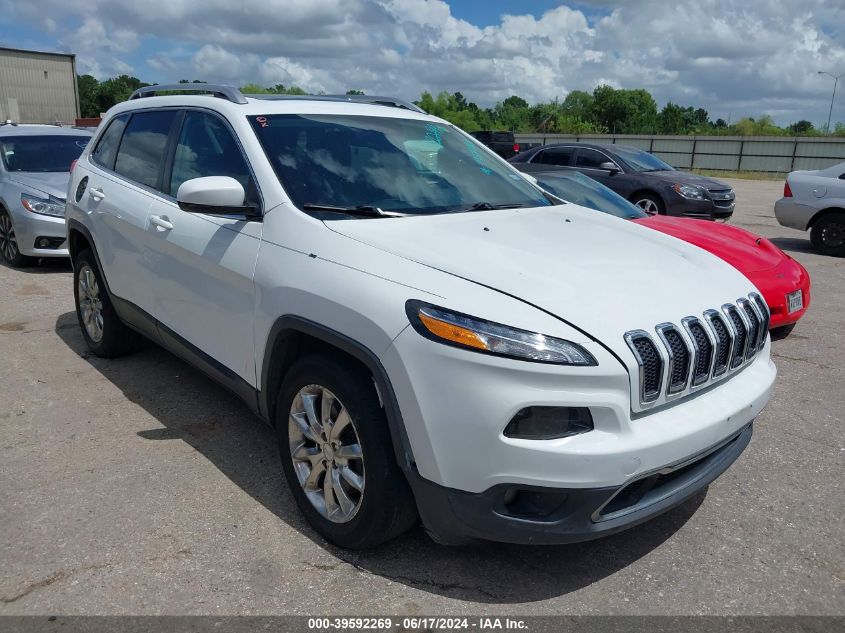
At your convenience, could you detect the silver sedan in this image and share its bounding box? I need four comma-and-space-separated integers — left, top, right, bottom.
775, 161, 845, 257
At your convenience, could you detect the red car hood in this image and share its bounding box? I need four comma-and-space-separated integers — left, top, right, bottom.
633, 216, 785, 274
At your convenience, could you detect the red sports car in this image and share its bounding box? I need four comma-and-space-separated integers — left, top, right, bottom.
533, 171, 810, 335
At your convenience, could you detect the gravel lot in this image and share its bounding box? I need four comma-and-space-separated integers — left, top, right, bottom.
1, 178, 842, 616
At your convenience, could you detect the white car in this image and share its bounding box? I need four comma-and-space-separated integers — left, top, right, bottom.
775, 161, 845, 257
65, 85, 776, 548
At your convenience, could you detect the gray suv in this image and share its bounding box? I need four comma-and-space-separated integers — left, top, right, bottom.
0, 124, 92, 267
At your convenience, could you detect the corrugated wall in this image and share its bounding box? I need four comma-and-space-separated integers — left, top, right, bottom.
0, 48, 79, 124
514, 133, 845, 173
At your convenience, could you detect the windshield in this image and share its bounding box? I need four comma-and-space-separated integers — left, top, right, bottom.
249, 114, 552, 215
0, 135, 90, 172
612, 146, 674, 172
535, 171, 647, 220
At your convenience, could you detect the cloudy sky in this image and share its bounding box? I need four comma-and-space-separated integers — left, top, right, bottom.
1, 0, 844, 125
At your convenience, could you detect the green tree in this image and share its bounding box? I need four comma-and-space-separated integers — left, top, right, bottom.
77, 74, 99, 118
345, 89, 366, 95
95, 75, 148, 113
591, 85, 657, 134
561, 90, 594, 122
786, 120, 815, 135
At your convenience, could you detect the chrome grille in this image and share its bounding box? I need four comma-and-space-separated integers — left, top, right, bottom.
625, 293, 769, 407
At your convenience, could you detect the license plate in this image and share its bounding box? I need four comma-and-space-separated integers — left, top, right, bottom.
787, 290, 803, 314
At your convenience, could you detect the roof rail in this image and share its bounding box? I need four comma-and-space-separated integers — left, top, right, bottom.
244, 93, 425, 113
129, 84, 248, 105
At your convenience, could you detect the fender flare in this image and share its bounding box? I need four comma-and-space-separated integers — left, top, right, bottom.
260, 316, 416, 472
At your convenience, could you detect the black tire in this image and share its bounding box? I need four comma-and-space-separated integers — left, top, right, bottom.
770, 323, 796, 341
276, 354, 417, 549
72, 249, 141, 358
631, 192, 664, 215
0, 208, 35, 268
810, 211, 845, 257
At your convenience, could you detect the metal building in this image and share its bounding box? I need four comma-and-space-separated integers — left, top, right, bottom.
0, 46, 80, 124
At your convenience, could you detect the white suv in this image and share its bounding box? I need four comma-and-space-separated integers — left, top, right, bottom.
66, 85, 776, 548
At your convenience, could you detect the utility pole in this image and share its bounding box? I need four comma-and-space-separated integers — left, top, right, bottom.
818, 71, 844, 133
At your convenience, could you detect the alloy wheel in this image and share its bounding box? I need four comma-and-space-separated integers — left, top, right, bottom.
0, 212, 18, 262
635, 198, 659, 215
288, 385, 365, 523
77, 265, 104, 343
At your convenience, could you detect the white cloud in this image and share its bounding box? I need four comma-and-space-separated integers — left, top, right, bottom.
1, 0, 844, 124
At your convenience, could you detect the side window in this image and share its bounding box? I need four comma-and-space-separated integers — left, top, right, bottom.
91, 114, 128, 169
576, 148, 612, 169
114, 110, 178, 189
536, 147, 574, 166
169, 111, 255, 202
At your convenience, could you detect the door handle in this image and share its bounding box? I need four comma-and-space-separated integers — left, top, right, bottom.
89, 187, 105, 201
150, 215, 173, 230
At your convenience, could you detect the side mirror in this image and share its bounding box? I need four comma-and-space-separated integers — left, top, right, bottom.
176, 176, 259, 218
600, 161, 620, 174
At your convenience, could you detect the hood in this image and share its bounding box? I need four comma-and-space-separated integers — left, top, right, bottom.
635, 216, 786, 274
327, 205, 757, 356
640, 170, 730, 190
8, 172, 71, 201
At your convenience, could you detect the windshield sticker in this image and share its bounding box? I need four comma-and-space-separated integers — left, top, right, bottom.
256, 116, 269, 128
424, 123, 443, 147
76, 140, 89, 148
463, 138, 492, 175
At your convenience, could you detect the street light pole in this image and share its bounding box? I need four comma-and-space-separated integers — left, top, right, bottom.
818, 71, 845, 133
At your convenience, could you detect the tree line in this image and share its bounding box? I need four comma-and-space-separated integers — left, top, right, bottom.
77, 74, 844, 137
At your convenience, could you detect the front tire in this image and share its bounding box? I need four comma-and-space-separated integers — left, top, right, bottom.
0, 209, 35, 268
632, 192, 664, 215
810, 211, 845, 257
276, 355, 417, 549
73, 249, 141, 357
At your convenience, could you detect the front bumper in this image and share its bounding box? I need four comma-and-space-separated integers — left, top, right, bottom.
746, 257, 811, 329
410, 423, 752, 545
9, 206, 69, 257
668, 197, 734, 220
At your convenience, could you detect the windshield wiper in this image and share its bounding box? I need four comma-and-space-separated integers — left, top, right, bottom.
462, 202, 528, 212
301, 203, 407, 218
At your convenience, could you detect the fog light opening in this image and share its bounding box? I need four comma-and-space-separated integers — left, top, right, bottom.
503, 406, 593, 440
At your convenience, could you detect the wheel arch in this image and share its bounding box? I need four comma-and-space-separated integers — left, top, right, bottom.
628, 188, 665, 209
807, 206, 845, 230
260, 316, 416, 472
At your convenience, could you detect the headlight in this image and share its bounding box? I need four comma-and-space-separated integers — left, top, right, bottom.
21, 194, 65, 217
672, 183, 706, 201
406, 301, 597, 366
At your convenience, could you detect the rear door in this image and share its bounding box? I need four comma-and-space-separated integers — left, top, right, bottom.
81, 110, 179, 318
146, 109, 262, 388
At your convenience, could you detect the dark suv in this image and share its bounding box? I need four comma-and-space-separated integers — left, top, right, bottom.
510, 142, 735, 220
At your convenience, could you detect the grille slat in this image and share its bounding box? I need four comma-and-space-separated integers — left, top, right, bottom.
725, 306, 748, 368
657, 325, 691, 394
683, 318, 713, 386
739, 299, 760, 360
626, 294, 763, 407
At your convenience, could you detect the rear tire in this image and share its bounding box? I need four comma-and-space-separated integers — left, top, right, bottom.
0, 209, 35, 268
73, 249, 141, 358
632, 192, 664, 215
810, 211, 845, 257
276, 354, 417, 549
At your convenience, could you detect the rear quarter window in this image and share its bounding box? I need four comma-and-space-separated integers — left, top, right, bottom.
91, 114, 129, 169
